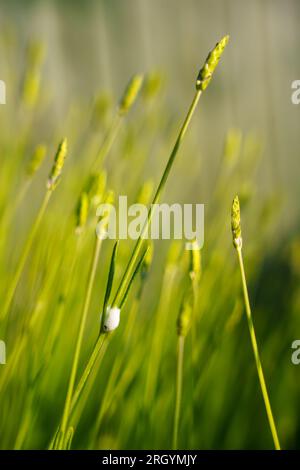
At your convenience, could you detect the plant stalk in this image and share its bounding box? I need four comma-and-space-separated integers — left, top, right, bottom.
2, 188, 52, 322
112, 89, 202, 308
91, 113, 122, 171
236, 247, 281, 450
173, 335, 185, 449
59, 88, 202, 430
58, 235, 102, 446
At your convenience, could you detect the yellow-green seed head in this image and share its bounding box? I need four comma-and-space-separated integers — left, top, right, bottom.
47, 138, 68, 190
22, 72, 41, 108
142, 72, 162, 100
140, 241, 154, 282
137, 179, 154, 206
27, 40, 45, 69
103, 189, 115, 207
119, 74, 144, 115
92, 91, 112, 127
27, 144, 47, 176
22, 41, 46, 108
95, 190, 115, 240
189, 243, 202, 281
231, 195, 242, 249
88, 171, 107, 207
223, 128, 242, 165
177, 298, 192, 337
144, 241, 154, 271
196, 35, 229, 91
76, 192, 89, 234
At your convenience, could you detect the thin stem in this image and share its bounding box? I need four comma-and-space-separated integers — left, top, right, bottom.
53, 87, 202, 442
236, 247, 281, 450
2, 189, 52, 322
144, 266, 176, 405
91, 113, 122, 171
1, 177, 32, 229
173, 335, 185, 449
0, 235, 81, 395
58, 236, 102, 445
112, 89, 202, 308
69, 333, 107, 418
92, 282, 145, 441
49, 333, 107, 448
15, 178, 32, 211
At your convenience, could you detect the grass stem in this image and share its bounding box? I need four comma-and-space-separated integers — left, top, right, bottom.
58, 235, 103, 446
91, 113, 122, 171
2, 189, 52, 322
236, 247, 281, 450
173, 335, 185, 449
112, 89, 202, 309
53, 39, 229, 443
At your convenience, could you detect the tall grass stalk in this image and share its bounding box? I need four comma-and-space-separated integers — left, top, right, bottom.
56, 234, 103, 448
0, 203, 85, 400
111, 35, 228, 311
2, 138, 67, 323
55, 190, 113, 448
53, 37, 229, 435
144, 242, 181, 406
0, 255, 61, 395
51, 244, 149, 448
173, 244, 201, 449
91, 74, 143, 170
93, 242, 153, 441
173, 335, 185, 449
111, 91, 201, 309
0, 144, 46, 230
2, 190, 51, 323
231, 195, 281, 450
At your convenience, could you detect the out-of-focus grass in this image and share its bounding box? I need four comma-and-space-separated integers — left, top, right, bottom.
0, 0, 300, 450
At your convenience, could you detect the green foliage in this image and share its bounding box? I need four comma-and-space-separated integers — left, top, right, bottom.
0, 19, 297, 452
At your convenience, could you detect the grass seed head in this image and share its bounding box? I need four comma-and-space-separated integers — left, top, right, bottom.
22, 41, 46, 107
102, 189, 115, 207
141, 241, 154, 281
26, 40, 45, 69
27, 144, 47, 176
189, 242, 202, 282
95, 190, 115, 240
87, 171, 107, 207
22, 72, 41, 108
75, 192, 89, 235
119, 74, 144, 115
136, 179, 154, 206
223, 128, 242, 165
177, 296, 192, 337
142, 72, 162, 100
177, 242, 201, 337
231, 195, 242, 249
47, 138, 68, 190
196, 35, 229, 91
144, 241, 154, 269
92, 91, 113, 127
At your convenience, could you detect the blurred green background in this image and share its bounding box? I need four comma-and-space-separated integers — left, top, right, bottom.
0, 0, 300, 450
